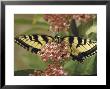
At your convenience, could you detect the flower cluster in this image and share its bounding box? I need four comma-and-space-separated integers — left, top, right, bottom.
44, 14, 96, 32
44, 14, 73, 32
29, 62, 68, 76
44, 63, 67, 76
29, 70, 44, 76
38, 42, 70, 62
72, 14, 95, 23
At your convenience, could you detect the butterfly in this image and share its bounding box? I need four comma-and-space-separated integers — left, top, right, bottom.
15, 34, 97, 62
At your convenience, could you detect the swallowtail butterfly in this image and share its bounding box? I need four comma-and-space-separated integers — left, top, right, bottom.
15, 34, 97, 62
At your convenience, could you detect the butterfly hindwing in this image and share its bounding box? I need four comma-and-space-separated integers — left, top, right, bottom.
62, 36, 97, 62
15, 34, 53, 54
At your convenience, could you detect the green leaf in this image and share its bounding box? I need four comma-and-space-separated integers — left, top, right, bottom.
77, 19, 96, 38
14, 69, 34, 76
22, 53, 47, 70
22, 27, 51, 36
88, 32, 97, 41
15, 19, 32, 24
64, 55, 97, 76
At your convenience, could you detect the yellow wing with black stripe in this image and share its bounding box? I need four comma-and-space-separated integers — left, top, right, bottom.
63, 36, 97, 62
15, 34, 53, 54
15, 34, 96, 62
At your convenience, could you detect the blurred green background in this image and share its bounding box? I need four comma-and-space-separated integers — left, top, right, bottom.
14, 14, 97, 76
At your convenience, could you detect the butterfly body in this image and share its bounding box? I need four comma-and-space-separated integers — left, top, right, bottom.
15, 34, 97, 62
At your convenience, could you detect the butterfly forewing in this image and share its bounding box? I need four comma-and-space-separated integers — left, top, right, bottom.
15, 34, 54, 54
63, 36, 97, 62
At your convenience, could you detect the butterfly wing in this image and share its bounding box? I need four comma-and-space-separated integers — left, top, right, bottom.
63, 36, 97, 62
15, 34, 54, 54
